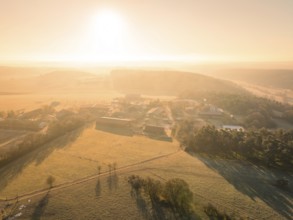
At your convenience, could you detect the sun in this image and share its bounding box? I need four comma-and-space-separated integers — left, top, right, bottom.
84, 8, 131, 60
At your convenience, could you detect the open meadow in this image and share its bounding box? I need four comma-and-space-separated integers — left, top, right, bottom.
1, 0, 293, 218
0, 125, 291, 219
0, 125, 179, 198
0, 92, 121, 112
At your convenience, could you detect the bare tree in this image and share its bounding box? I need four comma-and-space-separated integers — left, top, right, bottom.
46, 175, 55, 188
108, 163, 112, 174
97, 165, 101, 175
113, 162, 117, 172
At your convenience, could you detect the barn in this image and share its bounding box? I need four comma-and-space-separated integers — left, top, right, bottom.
143, 125, 172, 141
144, 125, 166, 135
96, 117, 133, 127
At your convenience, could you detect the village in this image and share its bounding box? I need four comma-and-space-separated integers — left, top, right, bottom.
1, 93, 292, 220
0, 93, 243, 157
79, 93, 243, 140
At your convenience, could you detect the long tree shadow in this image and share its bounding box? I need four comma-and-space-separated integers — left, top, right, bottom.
107, 173, 119, 192
31, 191, 50, 220
0, 125, 89, 195
131, 189, 152, 220
95, 178, 101, 197
196, 155, 293, 219
130, 188, 175, 220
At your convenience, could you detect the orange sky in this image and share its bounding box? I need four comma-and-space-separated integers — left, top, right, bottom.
1, 0, 293, 64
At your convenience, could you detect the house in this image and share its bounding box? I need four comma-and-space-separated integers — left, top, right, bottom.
222, 125, 244, 131
198, 105, 223, 117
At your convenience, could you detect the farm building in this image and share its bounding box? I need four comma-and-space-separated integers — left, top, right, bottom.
143, 125, 172, 141
96, 117, 134, 136
144, 125, 166, 135
96, 117, 133, 127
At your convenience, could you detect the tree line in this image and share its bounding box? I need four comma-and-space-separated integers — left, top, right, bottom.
180, 91, 293, 129
128, 175, 240, 219
177, 123, 293, 170
0, 112, 88, 168
0, 119, 40, 131
128, 175, 194, 219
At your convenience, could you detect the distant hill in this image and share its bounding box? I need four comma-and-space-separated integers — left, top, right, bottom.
39, 70, 95, 79
0, 67, 246, 95
111, 69, 245, 95
0, 69, 103, 93
0, 66, 50, 79
215, 69, 293, 90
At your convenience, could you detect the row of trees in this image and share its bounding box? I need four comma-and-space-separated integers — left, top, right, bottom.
0, 119, 40, 131
181, 91, 290, 115
0, 110, 18, 119
0, 112, 88, 168
178, 124, 293, 170
180, 91, 293, 129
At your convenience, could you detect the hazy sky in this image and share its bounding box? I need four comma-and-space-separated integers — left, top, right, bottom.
1, 0, 293, 64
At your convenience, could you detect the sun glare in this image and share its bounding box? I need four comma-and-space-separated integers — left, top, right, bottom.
84, 8, 131, 59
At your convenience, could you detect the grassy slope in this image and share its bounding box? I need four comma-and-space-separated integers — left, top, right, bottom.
9, 152, 288, 220
0, 92, 120, 111
1, 127, 290, 219
111, 69, 245, 95
0, 126, 178, 198
215, 69, 293, 90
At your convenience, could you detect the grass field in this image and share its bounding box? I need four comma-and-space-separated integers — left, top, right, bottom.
0, 125, 178, 198
3, 151, 290, 220
0, 91, 175, 112
0, 91, 120, 112
0, 125, 291, 219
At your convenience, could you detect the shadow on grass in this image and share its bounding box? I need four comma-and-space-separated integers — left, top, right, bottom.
130, 189, 201, 220
95, 178, 101, 197
131, 190, 152, 220
107, 172, 119, 192
195, 155, 293, 219
0, 125, 89, 196
31, 192, 50, 220
96, 124, 133, 137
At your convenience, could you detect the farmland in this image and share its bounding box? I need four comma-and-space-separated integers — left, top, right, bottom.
0, 125, 291, 219
0, 125, 179, 198
0, 69, 292, 219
